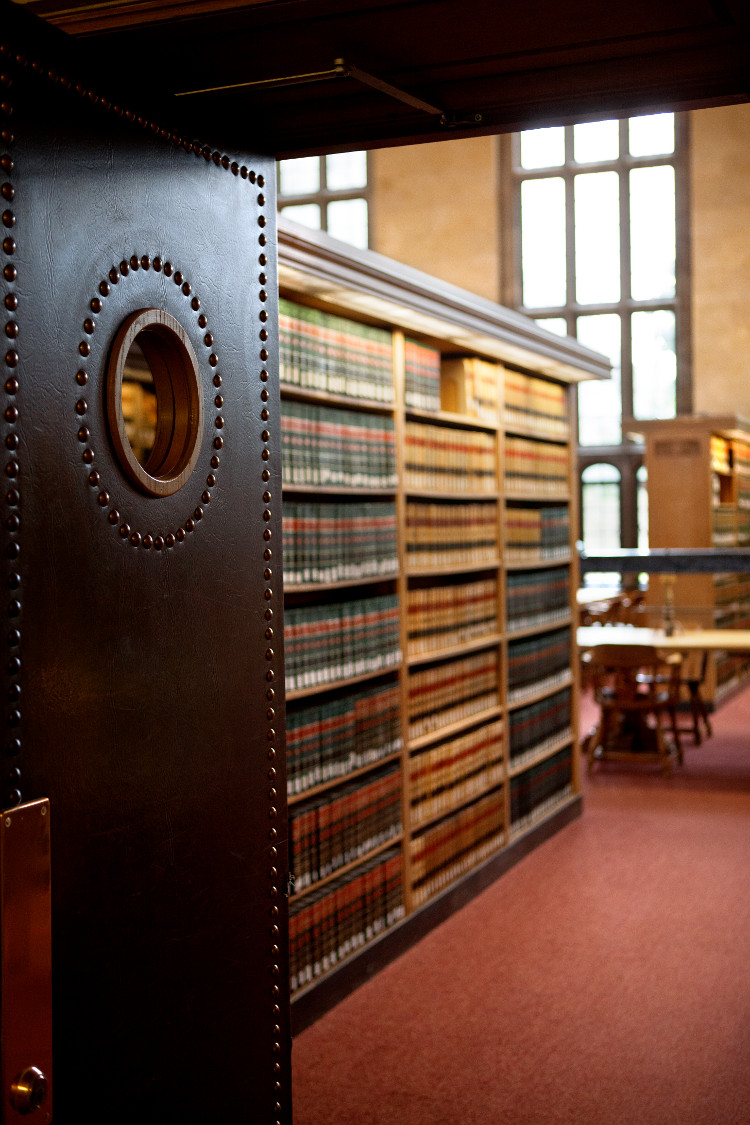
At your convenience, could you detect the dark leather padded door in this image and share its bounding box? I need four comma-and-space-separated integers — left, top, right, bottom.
1, 32, 290, 1125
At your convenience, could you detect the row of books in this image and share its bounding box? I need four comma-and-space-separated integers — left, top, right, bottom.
711, 503, 736, 547
407, 648, 500, 740
281, 401, 397, 490
710, 434, 732, 475
290, 765, 401, 891
504, 435, 569, 496
734, 439, 750, 476
278, 298, 395, 403
404, 338, 442, 412
407, 578, 498, 656
504, 370, 569, 437
283, 501, 398, 586
405, 500, 499, 570
286, 681, 402, 796
505, 566, 570, 632
713, 573, 750, 604
285, 595, 401, 693
508, 687, 572, 767
404, 422, 497, 494
716, 650, 750, 696
510, 746, 573, 831
504, 504, 570, 561
440, 357, 501, 424
410, 787, 505, 907
507, 627, 571, 698
409, 719, 505, 828
289, 847, 404, 993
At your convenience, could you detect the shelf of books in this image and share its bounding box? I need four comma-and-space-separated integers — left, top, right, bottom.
277, 221, 609, 1026
626, 415, 750, 704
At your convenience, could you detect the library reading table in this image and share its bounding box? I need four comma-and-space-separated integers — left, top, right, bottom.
577, 626, 750, 654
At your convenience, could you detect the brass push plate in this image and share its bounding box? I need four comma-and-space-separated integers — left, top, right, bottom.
0, 800, 52, 1121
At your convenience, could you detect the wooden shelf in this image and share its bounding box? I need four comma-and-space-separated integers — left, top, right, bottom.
283, 484, 397, 497
635, 415, 750, 705
403, 487, 500, 501
502, 488, 570, 502
502, 419, 570, 442
508, 790, 577, 844
286, 664, 401, 701
290, 834, 403, 901
506, 669, 574, 711
405, 405, 499, 432
508, 730, 575, 777
288, 751, 402, 806
406, 558, 501, 579
407, 705, 503, 752
280, 382, 396, 415
505, 611, 573, 640
284, 572, 398, 594
406, 632, 502, 668
505, 554, 572, 570
409, 773, 506, 833
279, 225, 592, 1021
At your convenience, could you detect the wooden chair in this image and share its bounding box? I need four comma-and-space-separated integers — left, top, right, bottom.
676, 649, 712, 745
581, 644, 683, 775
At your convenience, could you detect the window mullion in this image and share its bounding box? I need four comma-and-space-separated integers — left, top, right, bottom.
564, 127, 576, 311
619, 120, 634, 424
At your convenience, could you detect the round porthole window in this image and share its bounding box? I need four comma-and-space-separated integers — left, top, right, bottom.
107, 308, 204, 497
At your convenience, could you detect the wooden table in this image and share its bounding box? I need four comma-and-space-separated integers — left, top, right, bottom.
578, 625, 750, 762
577, 626, 750, 653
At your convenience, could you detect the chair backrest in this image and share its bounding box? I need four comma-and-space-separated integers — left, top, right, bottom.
585, 644, 679, 707
586, 644, 661, 670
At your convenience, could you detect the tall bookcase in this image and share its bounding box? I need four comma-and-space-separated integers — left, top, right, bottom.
279, 222, 609, 1029
628, 414, 750, 704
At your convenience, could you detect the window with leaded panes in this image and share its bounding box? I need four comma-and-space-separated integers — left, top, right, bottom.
500, 114, 690, 568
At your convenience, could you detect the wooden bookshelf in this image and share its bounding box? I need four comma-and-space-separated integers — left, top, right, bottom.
627, 414, 750, 704
277, 222, 607, 1029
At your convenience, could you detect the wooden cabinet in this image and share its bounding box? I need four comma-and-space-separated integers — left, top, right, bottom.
628, 414, 750, 703
279, 222, 609, 1027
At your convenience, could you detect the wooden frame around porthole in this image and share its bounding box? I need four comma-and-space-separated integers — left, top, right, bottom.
107, 308, 204, 497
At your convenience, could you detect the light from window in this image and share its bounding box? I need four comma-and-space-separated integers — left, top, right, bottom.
521, 178, 566, 306
520, 126, 565, 169
279, 156, 320, 195
581, 462, 622, 586
327, 198, 369, 249
630, 165, 676, 300
577, 314, 622, 446
534, 317, 568, 337
637, 465, 649, 551
629, 113, 675, 157
280, 202, 322, 231
326, 151, 367, 191
632, 309, 676, 419
278, 151, 369, 249
574, 171, 620, 304
574, 119, 619, 164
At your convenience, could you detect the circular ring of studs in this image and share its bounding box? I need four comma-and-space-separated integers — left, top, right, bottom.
74, 255, 226, 548
5, 47, 280, 1085
0, 58, 21, 806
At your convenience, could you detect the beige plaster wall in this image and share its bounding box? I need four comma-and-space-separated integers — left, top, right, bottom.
691, 105, 750, 417
369, 136, 500, 303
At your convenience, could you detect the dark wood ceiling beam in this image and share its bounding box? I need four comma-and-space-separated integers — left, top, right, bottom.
10, 0, 750, 154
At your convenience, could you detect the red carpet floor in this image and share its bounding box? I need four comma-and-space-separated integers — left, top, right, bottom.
292, 687, 750, 1124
